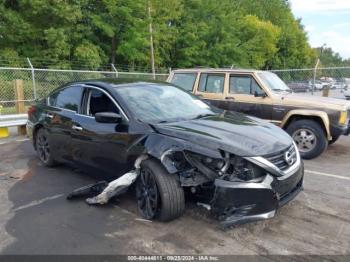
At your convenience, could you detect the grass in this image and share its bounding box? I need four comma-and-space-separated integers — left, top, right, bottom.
0, 106, 29, 115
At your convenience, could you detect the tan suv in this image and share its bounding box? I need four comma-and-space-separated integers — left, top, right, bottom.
167, 69, 350, 159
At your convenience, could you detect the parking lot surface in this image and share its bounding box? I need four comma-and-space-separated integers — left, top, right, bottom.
0, 135, 349, 255
305, 88, 348, 99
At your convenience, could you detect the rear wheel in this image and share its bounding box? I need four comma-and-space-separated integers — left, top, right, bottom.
35, 128, 56, 167
136, 159, 185, 222
286, 119, 328, 159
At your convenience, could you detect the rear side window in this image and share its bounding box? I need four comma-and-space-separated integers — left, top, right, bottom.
171, 73, 197, 91
48, 86, 83, 112
198, 73, 225, 93
229, 75, 261, 95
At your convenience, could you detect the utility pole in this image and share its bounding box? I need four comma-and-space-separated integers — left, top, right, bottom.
312, 58, 320, 95
148, 0, 156, 79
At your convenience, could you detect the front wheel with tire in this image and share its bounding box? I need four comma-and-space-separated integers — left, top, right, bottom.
35, 128, 56, 167
286, 119, 328, 159
136, 159, 185, 222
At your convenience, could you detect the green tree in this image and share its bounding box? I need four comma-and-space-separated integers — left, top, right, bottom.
89, 0, 149, 68
0, 0, 325, 71
149, 0, 183, 68
173, 0, 280, 68
0, 0, 102, 69
73, 41, 103, 70
315, 46, 345, 67
236, 0, 317, 69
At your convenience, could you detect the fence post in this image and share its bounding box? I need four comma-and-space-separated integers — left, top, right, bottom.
27, 58, 36, 100
111, 63, 118, 78
312, 58, 320, 95
14, 79, 26, 135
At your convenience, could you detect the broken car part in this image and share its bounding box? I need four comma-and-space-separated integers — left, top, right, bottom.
86, 171, 138, 205
66, 181, 108, 200
67, 155, 148, 205
85, 155, 148, 205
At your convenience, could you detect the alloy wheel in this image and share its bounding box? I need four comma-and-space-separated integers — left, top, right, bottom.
136, 168, 159, 219
36, 131, 50, 163
292, 128, 317, 153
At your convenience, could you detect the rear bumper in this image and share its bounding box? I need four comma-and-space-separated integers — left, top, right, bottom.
211, 163, 304, 228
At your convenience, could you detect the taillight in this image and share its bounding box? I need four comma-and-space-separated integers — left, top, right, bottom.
28, 106, 36, 118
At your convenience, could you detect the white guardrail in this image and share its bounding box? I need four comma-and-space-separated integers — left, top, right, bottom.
0, 114, 28, 127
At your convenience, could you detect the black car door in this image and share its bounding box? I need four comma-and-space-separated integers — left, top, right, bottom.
71, 86, 132, 178
44, 85, 83, 162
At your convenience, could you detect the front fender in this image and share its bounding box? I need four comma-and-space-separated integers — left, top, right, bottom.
280, 110, 331, 140
128, 133, 222, 174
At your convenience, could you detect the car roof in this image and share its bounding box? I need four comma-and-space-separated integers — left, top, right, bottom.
47, 78, 171, 97
76, 78, 165, 86
171, 68, 265, 74
64, 78, 170, 90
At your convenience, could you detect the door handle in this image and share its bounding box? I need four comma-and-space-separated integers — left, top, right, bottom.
72, 124, 83, 131
225, 96, 235, 100
46, 112, 54, 119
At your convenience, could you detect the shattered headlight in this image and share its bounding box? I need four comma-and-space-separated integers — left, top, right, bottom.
196, 155, 226, 171
220, 154, 265, 182
161, 149, 266, 183
183, 152, 225, 180
185, 151, 265, 182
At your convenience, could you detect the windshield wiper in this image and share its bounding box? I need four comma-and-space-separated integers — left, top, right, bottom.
192, 113, 217, 120
154, 114, 216, 124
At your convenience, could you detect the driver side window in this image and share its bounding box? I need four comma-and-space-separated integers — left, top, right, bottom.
229, 75, 263, 95
87, 89, 119, 116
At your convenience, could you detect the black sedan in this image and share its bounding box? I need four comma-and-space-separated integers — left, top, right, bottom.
27, 79, 304, 227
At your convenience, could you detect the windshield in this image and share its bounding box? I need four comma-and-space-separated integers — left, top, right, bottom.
258, 72, 291, 93
114, 83, 218, 124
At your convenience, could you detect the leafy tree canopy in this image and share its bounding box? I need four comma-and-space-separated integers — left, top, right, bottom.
314, 46, 350, 67
0, 0, 334, 71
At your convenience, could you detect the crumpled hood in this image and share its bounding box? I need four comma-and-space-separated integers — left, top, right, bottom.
282, 93, 350, 110
153, 112, 293, 157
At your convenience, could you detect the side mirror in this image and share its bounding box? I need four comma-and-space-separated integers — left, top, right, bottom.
254, 91, 267, 98
95, 112, 122, 123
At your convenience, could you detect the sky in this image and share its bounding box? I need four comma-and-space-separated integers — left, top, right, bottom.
289, 0, 350, 59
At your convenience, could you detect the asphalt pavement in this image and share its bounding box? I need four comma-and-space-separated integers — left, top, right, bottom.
0, 135, 349, 255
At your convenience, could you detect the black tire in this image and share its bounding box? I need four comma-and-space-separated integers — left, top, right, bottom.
136, 159, 185, 222
35, 128, 56, 167
329, 135, 340, 145
286, 119, 328, 159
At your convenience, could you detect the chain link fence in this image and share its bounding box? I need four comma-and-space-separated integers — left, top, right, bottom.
1, 65, 350, 115
271, 67, 350, 97
0, 67, 168, 115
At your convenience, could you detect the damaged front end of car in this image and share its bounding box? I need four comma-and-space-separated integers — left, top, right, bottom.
156, 138, 304, 228
67, 130, 303, 228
